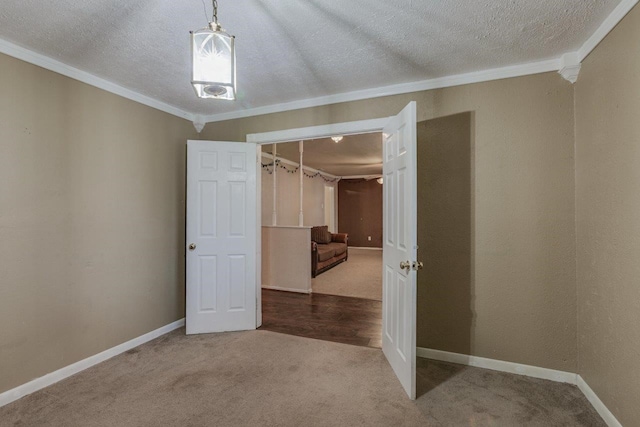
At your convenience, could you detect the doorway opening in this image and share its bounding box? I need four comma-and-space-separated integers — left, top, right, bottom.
258, 133, 384, 348
186, 104, 418, 398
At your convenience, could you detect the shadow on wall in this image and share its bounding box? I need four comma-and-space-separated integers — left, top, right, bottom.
416, 112, 474, 396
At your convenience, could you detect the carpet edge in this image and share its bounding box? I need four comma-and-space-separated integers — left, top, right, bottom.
0, 318, 185, 408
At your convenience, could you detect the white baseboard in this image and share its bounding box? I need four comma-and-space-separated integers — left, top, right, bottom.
0, 318, 185, 408
262, 285, 311, 294
417, 348, 623, 427
349, 246, 383, 251
416, 347, 577, 384
577, 375, 623, 427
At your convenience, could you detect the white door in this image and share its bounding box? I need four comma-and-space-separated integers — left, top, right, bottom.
186, 140, 258, 334
382, 102, 418, 399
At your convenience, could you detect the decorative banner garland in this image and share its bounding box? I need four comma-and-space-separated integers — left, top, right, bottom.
261, 159, 340, 183
302, 170, 340, 183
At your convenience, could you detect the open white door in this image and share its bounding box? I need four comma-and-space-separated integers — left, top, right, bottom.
382, 102, 418, 399
186, 140, 258, 334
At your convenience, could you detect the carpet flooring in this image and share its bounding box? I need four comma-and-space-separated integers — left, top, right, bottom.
0, 329, 605, 427
312, 248, 382, 300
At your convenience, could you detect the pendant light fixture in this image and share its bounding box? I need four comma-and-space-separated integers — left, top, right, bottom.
190, 0, 236, 100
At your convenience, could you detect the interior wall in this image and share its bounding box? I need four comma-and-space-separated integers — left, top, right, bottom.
0, 53, 197, 394
337, 179, 383, 247
260, 154, 336, 227
417, 113, 472, 354
202, 71, 577, 372
575, 5, 640, 426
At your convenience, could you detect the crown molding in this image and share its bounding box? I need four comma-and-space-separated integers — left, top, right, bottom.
192, 115, 206, 133
2, 0, 637, 125
577, 0, 640, 63
203, 0, 640, 123
0, 38, 193, 121
203, 58, 560, 123
558, 52, 582, 84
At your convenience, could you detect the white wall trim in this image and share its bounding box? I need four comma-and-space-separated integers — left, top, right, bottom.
577, 0, 640, 62
2, 0, 636, 126
248, 117, 391, 145
261, 285, 311, 294
417, 348, 623, 426
205, 59, 560, 123
558, 52, 582, 84
0, 318, 185, 409
0, 38, 193, 121
577, 376, 624, 427
416, 347, 577, 384
349, 246, 383, 251
192, 115, 206, 133
204, 0, 640, 124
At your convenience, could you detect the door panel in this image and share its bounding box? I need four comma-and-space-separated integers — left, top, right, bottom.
186, 140, 257, 334
382, 102, 418, 399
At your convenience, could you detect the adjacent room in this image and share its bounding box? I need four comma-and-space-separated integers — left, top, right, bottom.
259, 135, 384, 347
1, 1, 639, 426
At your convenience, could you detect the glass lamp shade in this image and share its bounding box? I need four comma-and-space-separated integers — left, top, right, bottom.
191, 24, 236, 100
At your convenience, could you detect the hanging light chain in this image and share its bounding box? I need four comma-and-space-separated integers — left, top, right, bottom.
212, 0, 218, 25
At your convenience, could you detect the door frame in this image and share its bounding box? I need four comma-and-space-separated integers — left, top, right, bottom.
247, 116, 393, 328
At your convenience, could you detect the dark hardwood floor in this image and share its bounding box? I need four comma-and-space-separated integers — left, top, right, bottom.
260, 289, 382, 348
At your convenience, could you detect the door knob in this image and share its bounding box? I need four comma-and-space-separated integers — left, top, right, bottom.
188, 243, 196, 251
400, 261, 411, 272
412, 261, 424, 271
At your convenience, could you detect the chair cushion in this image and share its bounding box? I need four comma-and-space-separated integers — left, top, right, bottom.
327, 242, 347, 256
316, 246, 336, 262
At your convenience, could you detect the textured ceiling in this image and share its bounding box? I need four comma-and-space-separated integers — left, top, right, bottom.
265, 133, 382, 177
0, 0, 621, 118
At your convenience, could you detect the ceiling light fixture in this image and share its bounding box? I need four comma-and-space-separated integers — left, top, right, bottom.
190, 0, 236, 100
331, 136, 343, 143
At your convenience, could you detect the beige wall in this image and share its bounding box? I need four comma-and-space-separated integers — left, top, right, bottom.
2, 5, 638, 422
417, 113, 473, 354
0, 53, 197, 394
575, 5, 640, 426
203, 72, 578, 372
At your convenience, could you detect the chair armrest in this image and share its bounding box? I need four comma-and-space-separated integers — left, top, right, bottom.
331, 233, 348, 244
311, 241, 318, 251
